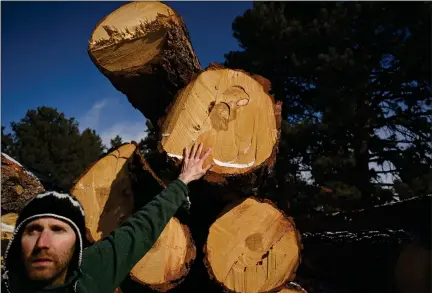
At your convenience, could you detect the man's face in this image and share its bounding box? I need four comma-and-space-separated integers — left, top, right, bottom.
21, 217, 76, 285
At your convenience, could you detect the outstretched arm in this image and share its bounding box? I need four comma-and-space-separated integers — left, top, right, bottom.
80, 144, 212, 292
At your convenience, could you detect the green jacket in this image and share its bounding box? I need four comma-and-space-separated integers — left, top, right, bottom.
2, 179, 189, 293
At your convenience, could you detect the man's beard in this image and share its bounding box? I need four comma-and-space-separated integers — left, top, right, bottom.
23, 249, 74, 285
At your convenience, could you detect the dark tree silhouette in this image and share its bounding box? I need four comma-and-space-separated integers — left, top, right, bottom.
225, 2, 431, 212
6, 106, 105, 189
110, 135, 123, 149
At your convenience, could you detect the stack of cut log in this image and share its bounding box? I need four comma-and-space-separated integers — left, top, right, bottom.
84, 2, 302, 293
83, 2, 431, 293
2, 2, 429, 293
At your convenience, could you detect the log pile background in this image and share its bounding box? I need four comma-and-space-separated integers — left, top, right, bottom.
1, 2, 430, 293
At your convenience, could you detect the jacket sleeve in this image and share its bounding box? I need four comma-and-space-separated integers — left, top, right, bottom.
79, 179, 189, 292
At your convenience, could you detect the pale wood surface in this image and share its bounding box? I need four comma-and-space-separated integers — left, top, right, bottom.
70, 143, 136, 242
205, 198, 301, 293
160, 67, 279, 177
131, 217, 196, 291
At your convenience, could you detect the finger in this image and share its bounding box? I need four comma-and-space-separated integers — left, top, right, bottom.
204, 162, 214, 172
183, 146, 189, 161
190, 143, 197, 159
200, 148, 212, 163
196, 143, 203, 160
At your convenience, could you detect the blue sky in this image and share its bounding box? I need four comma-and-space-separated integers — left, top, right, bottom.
1, 1, 252, 146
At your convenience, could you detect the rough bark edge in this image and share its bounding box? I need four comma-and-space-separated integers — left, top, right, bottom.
71, 141, 162, 189
88, 2, 181, 52
157, 65, 282, 190
202, 197, 302, 293
130, 219, 196, 292
70, 142, 136, 190
132, 142, 167, 189
88, 5, 201, 124
1, 154, 46, 214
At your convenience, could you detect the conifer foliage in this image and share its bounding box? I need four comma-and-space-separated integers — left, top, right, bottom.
225, 2, 431, 212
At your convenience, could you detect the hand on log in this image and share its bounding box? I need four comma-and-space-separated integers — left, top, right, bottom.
159, 64, 282, 191
70, 143, 196, 291
178, 143, 213, 185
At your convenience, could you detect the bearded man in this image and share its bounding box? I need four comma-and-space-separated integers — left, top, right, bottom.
2, 144, 212, 293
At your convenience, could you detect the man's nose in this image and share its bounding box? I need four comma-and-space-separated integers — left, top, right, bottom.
35, 230, 52, 248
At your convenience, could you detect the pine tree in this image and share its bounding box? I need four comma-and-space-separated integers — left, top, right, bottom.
1, 126, 14, 156
9, 106, 105, 189
225, 2, 431, 210
110, 135, 123, 149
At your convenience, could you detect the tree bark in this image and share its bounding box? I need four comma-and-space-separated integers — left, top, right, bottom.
1, 153, 45, 214
70, 143, 195, 290
203, 197, 302, 293
159, 63, 282, 195
88, 1, 201, 125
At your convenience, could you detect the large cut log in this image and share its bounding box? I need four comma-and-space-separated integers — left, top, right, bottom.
159, 64, 282, 194
88, 1, 201, 124
130, 217, 196, 291
70, 143, 195, 291
1, 153, 45, 214
204, 197, 301, 293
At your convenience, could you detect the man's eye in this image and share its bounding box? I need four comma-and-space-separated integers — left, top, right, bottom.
24, 226, 41, 234
52, 226, 66, 232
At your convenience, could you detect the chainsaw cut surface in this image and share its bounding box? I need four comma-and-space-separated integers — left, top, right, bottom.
205, 198, 301, 293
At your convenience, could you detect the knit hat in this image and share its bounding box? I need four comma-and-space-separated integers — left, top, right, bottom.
2, 191, 87, 292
